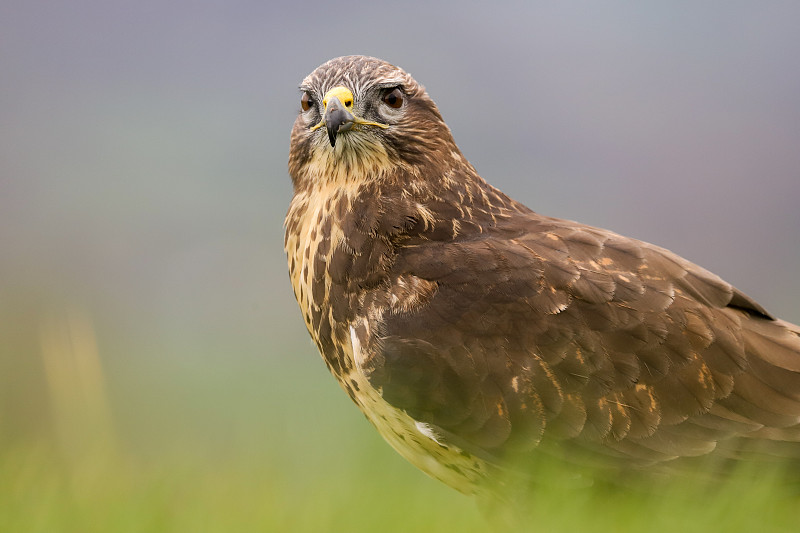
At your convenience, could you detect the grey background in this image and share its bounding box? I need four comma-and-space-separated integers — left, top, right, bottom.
2, 1, 798, 457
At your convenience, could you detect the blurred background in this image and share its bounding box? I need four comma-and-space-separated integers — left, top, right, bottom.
1, 1, 799, 531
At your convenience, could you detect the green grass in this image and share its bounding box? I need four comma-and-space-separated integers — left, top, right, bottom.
2, 312, 798, 533
0, 439, 484, 533
2, 429, 798, 532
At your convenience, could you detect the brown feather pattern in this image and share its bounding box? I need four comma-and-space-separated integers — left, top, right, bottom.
285, 56, 800, 494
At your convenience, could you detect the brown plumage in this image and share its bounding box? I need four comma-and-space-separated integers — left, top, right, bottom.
285, 55, 800, 495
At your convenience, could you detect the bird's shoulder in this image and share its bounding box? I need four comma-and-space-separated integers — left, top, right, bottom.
356, 206, 787, 464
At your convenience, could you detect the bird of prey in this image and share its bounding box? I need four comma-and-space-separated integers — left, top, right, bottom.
284, 55, 800, 496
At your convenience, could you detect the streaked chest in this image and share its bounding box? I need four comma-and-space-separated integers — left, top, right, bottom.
284, 183, 354, 341
285, 177, 489, 494
285, 188, 487, 494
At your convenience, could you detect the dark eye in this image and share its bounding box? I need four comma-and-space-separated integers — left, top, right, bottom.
382, 88, 404, 109
301, 92, 314, 112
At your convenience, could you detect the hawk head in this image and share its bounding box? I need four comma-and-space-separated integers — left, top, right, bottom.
289, 56, 461, 191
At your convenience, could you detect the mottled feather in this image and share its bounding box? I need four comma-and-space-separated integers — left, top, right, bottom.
285, 56, 800, 494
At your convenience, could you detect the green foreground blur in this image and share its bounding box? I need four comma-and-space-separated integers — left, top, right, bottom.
1, 307, 797, 533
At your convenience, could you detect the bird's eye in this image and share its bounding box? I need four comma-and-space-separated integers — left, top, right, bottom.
382, 88, 404, 109
301, 92, 314, 112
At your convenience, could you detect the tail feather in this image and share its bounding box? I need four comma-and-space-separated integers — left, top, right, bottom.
712, 314, 800, 460
741, 317, 800, 372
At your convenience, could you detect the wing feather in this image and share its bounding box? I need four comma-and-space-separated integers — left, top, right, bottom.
358, 209, 800, 465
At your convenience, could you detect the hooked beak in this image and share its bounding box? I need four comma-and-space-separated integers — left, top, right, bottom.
310, 86, 389, 148
323, 96, 353, 148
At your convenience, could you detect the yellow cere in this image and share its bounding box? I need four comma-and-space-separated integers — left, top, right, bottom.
323, 86, 355, 109
310, 85, 390, 132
